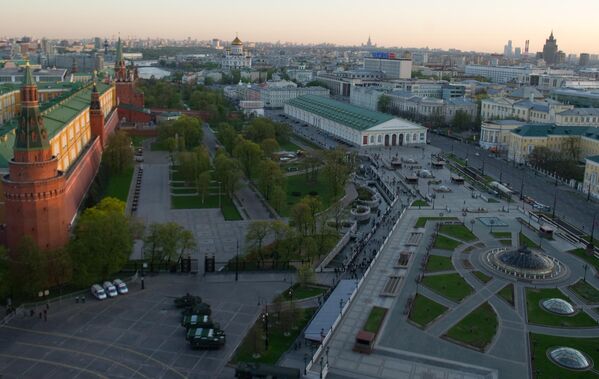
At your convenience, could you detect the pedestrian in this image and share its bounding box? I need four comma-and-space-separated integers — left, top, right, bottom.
43, 309, 47, 322
38, 312, 42, 319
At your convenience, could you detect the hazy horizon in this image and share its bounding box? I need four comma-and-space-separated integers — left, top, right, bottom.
2, 0, 599, 55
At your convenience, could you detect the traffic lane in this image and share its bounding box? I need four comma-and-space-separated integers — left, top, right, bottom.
430, 134, 599, 231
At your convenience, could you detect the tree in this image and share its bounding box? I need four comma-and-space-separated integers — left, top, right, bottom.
177, 146, 211, 185
271, 186, 287, 213
290, 198, 313, 237
196, 171, 211, 203
103, 131, 133, 174
157, 115, 203, 151
451, 110, 473, 131
217, 123, 237, 154
215, 150, 242, 195
233, 138, 263, 180
297, 263, 315, 287
46, 247, 73, 294
260, 138, 280, 157
245, 221, 271, 264
257, 160, 285, 201
561, 136, 581, 161
143, 222, 195, 271
377, 94, 392, 113
323, 148, 352, 199
9, 236, 47, 299
70, 197, 133, 285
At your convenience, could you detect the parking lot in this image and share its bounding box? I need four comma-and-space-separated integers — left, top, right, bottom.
0, 275, 288, 378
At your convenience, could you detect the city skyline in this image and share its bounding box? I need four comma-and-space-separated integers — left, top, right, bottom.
2, 0, 599, 55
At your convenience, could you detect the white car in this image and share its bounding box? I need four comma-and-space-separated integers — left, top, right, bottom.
102, 281, 118, 298
113, 279, 129, 295
91, 284, 107, 300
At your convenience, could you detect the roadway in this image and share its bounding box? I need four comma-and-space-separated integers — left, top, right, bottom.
429, 133, 599, 233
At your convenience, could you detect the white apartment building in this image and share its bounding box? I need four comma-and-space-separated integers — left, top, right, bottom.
364, 57, 412, 80
555, 108, 599, 127
481, 97, 573, 123
479, 120, 525, 151
465, 65, 541, 84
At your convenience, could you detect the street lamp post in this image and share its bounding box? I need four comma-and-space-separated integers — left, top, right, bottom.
304, 353, 309, 375
552, 189, 557, 218
590, 212, 598, 247
583, 264, 589, 282
470, 219, 475, 232
235, 240, 239, 282
262, 307, 269, 351
218, 181, 222, 210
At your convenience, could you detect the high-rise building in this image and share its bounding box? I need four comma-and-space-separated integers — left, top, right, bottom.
514, 47, 522, 58
94, 37, 102, 50
503, 40, 513, 57
542, 31, 558, 65
580, 53, 590, 66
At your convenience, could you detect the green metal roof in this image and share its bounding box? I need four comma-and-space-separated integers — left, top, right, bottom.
23, 64, 35, 85
512, 124, 593, 138
286, 95, 394, 131
586, 155, 599, 164
0, 82, 112, 168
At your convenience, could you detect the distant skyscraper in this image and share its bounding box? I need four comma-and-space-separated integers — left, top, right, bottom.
580, 53, 590, 66
503, 40, 513, 57
542, 31, 558, 65
514, 47, 521, 58
94, 37, 102, 50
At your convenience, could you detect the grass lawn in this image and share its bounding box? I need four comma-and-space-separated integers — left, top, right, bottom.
433, 235, 462, 250
491, 231, 512, 238
282, 171, 339, 216
412, 199, 429, 207
231, 307, 316, 365
530, 333, 599, 379
519, 232, 540, 248
499, 239, 512, 246
497, 284, 515, 306
414, 217, 458, 228
425, 255, 454, 272
289, 135, 322, 150
130, 135, 148, 147
104, 167, 134, 201
276, 284, 327, 302
408, 294, 448, 328
151, 140, 170, 151
171, 187, 198, 195
439, 224, 477, 242
445, 302, 498, 351
525, 288, 597, 327
363, 306, 387, 334
421, 273, 474, 303
569, 280, 599, 304
278, 140, 302, 152
472, 271, 492, 284
171, 193, 242, 220
567, 248, 599, 272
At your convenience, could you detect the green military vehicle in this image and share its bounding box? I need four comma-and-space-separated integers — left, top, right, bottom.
188, 328, 226, 350
181, 302, 211, 317
182, 314, 220, 332
174, 293, 202, 309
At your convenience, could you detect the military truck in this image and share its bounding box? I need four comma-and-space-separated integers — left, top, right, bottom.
182, 314, 220, 332
181, 302, 211, 317
174, 293, 202, 309
188, 328, 226, 350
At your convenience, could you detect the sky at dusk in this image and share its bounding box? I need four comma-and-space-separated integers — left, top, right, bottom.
2, 0, 599, 54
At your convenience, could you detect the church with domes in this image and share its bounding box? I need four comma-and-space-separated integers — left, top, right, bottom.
222, 35, 252, 70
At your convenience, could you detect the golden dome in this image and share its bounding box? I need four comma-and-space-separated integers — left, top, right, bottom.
232, 36, 243, 45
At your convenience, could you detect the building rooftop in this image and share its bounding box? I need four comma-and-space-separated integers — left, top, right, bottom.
558, 108, 599, 116
512, 123, 595, 138
286, 94, 394, 131
585, 155, 599, 164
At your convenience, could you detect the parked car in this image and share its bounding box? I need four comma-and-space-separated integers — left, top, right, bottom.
113, 279, 128, 294
102, 281, 118, 298
533, 203, 551, 212
91, 284, 107, 300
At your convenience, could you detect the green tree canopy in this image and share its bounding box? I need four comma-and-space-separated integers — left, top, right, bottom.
103, 131, 134, 174
233, 137, 263, 180
157, 115, 203, 151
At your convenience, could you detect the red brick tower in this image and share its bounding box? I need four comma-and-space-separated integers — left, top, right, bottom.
114, 37, 127, 82
89, 75, 106, 148
114, 37, 150, 123
2, 63, 68, 252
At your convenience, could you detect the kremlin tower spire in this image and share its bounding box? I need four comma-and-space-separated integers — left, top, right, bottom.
14, 63, 52, 163
114, 37, 128, 82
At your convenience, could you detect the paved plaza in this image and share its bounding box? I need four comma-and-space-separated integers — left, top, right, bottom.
0, 275, 288, 378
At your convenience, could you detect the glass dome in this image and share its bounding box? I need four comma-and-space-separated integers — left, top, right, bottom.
548, 347, 591, 370
542, 298, 575, 315
497, 246, 551, 271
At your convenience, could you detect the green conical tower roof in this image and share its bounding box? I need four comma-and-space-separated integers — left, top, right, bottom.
116, 37, 123, 62
23, 62, 35, 85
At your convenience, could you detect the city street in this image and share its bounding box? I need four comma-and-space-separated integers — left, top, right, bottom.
430, 133, 599, 233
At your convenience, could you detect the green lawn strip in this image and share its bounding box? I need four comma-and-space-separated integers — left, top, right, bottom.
439, 224, 477, 242
151, 140, 170, 151
231, 307, 316, 365
171, 193, 242, 220
171, 188, 198, 195
408, 293, 448, 328
569, 280, 599, 304
491, 231, 512, 238
282, 171, 339, 217
472, 271, 492, 284
525, 288, 597, 327
421, 273, 474, 303
278, 140, 302, 152
104, 167, 134, 201
499, 239, 512, 246
411, 199, 429, 207
170, 170, 187, 182
434, 235, 462, 250
519, 232, 540, 248
289, 135, 322, 150
276, 284, 327, 302
530, 333, 599, 379
425, 255, 454, 272
414, 217, 458, 228
497, 284, 515, 306
130, 136, 148, 147
445, 302, 498, 351
363, 306, 388, 334
567, 248, 599, 272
